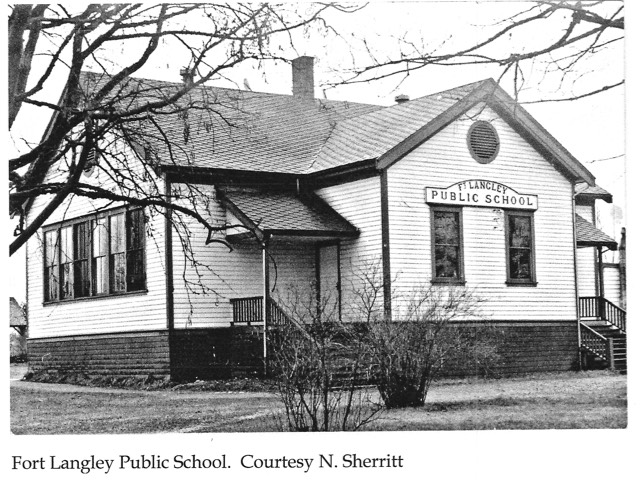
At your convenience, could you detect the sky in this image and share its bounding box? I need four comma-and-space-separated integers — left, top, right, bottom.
6, 1, 629, 303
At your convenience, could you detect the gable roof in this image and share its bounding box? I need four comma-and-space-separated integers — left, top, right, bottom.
80, 72, 594, 185
307, 80, 485, 172
575, 214, 617, 250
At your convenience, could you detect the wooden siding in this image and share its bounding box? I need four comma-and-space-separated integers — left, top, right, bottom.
387, 105, 577, 320
170, 184, 318, 328
603, 264, 622, 306
26, 138, 167, 338
170, 185, 262, 328
315, 177, 383, 321
577, 247, 598, 297
28, 331, 171, 377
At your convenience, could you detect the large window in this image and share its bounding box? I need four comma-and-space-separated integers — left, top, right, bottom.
431, 206, 465, 283
43, 207, 146, 302
505, 211, 536, 284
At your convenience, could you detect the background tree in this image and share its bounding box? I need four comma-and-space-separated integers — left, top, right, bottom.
332, 1, 623, 104
8, 3, 356, 256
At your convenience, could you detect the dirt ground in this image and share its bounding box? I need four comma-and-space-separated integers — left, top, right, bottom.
10, 366, 626, 434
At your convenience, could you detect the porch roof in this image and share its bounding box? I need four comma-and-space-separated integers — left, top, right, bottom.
220, 189, 359, 241
575, 182, 613, 203
575, 214, 617, 250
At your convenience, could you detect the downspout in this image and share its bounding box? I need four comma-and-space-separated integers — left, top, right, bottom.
164, 174, 175, 375
262, 235, 271, 376
380, 170, 392, 321
571, 183, 582, 369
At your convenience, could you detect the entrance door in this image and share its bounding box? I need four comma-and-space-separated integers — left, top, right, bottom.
317, 243, 341, 320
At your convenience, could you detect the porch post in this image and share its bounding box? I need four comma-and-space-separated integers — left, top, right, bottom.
597, 246, 605, 320
262, 236, 271, 376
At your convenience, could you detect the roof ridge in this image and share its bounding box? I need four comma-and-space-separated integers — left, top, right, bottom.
79, 70, 383, 109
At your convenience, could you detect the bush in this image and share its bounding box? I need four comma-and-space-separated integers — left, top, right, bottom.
268, 288, 380, 431
366, 286, 500, 409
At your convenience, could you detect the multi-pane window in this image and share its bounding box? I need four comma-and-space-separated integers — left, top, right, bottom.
43, 207, 145, 302
506, 211, 536, 284
431, 206, 464, 283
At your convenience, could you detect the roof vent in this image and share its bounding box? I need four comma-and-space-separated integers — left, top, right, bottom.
395, 94, 410, 104
467, 120, 499, 164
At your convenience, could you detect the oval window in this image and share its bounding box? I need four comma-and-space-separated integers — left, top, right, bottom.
467, 120, 499, 164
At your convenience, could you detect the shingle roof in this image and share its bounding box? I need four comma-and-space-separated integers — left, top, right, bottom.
307, 80, 486, 173
223, 188, 358, 236
575, 182, 613, 202
81, 72, 382, 174
79, 72, 594, 185
575, 214, 617, 249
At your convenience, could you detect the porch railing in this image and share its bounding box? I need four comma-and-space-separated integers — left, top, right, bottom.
579, 296, 626, 332
230, 296, 263, 325
230, 296, 292, 326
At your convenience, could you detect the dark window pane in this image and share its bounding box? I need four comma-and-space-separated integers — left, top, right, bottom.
126, 209, 145, 291
435, 246, 459, 278
433, 210, 462, 280
127, 209, 144, 250
508, 214, 534, 281
434, 212, 459, 245
74, 260, 90, 297
509, 248, 531, 279
127, 250, 145, 291
74, 222, 90, 297
509, 216, 531, 248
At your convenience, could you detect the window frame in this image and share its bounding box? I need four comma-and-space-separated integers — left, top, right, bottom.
430, 205, 466, 285
42, 206, 147, 304
504, 210, 537, 286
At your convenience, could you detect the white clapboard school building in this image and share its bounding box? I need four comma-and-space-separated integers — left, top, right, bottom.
25, 57, 626, 380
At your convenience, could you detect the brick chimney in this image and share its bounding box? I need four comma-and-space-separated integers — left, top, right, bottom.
180, 67, 194, 87
292, 56, 315, 99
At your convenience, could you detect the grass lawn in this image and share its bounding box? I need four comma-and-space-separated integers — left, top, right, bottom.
10, 369, 626, 434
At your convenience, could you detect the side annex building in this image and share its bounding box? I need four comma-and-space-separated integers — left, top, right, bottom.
25, 58, 625, 380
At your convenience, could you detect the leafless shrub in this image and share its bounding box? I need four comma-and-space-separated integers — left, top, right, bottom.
367, 285, 501, 409
268, 285, 381, 431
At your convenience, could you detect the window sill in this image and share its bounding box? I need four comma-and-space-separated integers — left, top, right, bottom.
43, 289, 148, 306
506, 280, 538, 287
431, 279, 466, 286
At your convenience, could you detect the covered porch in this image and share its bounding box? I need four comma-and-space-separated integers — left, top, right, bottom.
217, 186, 359, 327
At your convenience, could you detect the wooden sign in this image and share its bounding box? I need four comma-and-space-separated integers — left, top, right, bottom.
425, 179, 538, 210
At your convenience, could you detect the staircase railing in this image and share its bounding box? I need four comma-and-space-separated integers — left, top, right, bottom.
579, 296, 626, 333
579, 322, 611, 365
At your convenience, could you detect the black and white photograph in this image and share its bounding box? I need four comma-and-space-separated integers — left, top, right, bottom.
6, 1, 635, 481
